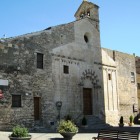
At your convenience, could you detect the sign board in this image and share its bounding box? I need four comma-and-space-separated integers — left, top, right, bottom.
133, 103, 138, 112
0, 93, 4, 99
0, 80, 8, 86
0, 89, 4, 99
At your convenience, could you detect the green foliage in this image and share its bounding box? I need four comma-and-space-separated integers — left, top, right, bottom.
11, 125, 29, 137
64, 115, 72, 121
119, 116, 124, 124
57, 120, 78, 133
82, 116, 87, 125
129, 115, 134, 123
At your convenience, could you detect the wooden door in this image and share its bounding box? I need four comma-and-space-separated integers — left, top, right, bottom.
34, 97, 41, 120
83, 88, 92, 115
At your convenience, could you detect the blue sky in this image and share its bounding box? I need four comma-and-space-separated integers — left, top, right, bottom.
0, 0, 140, 56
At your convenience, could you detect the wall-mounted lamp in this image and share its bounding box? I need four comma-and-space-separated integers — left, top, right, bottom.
17, 66, 21, 71
25, 92, 32, 96
16, 66, 21, 74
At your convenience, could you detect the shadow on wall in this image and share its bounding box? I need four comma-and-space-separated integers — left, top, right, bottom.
134, 113, 140, 124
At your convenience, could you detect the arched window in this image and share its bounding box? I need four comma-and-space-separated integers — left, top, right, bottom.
84, 35, 88, 43
87, 11, 90, 17
84, 32, 91, 44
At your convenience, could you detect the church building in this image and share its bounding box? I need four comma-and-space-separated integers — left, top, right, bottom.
0, 0, 138, 130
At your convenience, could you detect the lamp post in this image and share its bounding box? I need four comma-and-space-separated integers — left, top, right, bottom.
56, 101, 62, 122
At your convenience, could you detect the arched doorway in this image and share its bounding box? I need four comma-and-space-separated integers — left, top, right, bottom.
80, 69, 101, 116
83, 88, 92, 115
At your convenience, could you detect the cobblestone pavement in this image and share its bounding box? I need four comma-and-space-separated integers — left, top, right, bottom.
0, 132, 97, 140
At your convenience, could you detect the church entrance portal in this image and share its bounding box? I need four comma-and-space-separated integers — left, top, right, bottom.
83, 88, 92, 115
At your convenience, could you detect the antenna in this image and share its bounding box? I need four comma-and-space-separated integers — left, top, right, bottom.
3, 34, 6, 38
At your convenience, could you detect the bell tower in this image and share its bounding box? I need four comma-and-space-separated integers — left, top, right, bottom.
74, 0, 99, 30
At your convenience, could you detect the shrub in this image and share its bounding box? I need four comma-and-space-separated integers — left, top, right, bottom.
82, 116, 87, 126
119, 116, 123, 124
129, 115, 134, 123
64, 115, 72, 121
11, 125, 29, 137
57, 120, 78, 133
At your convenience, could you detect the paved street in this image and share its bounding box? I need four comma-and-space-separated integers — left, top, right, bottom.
0, 131, 97, 140
1, 125, 140, 140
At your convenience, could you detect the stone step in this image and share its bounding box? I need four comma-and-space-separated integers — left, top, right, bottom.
83, 115, 111, 130
31, 126, 54, 133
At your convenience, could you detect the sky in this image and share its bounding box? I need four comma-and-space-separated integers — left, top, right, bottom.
0, 0, 140, 56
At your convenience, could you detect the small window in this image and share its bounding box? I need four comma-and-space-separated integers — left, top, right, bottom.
137, 83, 140, 89
113, 51, 115, 61
12, 95, 21, 107
108, 73, 111, 80
131, 72, 135, 83
37, 53, 43, 69
63, 65, 69, 74
84, 35, 88, 43
60, 34, 64, 44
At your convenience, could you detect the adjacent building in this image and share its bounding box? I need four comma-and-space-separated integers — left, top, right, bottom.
136, 57, 140, 110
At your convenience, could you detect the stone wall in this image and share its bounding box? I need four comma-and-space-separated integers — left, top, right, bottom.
103, 48, 138, 123
0, 17, 104, 129
135, 56, 140, 110
101, 49, 118, 125
0, 22, 75, 130
0, 42, 35, 130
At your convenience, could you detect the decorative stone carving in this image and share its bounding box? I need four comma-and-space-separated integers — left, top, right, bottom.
79, 69, 101, 88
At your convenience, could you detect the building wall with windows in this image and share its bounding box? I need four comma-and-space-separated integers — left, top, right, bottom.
136, 57, 140, 110
103, 48, 137, 122
0, 0, 138, 130
0, 22, 76, 130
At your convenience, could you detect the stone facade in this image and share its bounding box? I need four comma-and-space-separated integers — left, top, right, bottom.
0, 1, 138, 130
103, 48, 137, 123
136, 56, 140, 110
